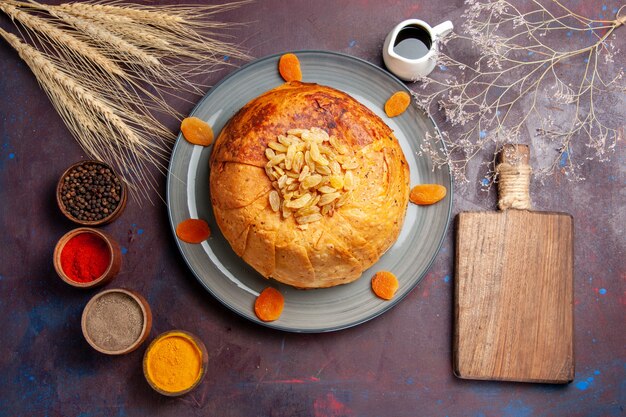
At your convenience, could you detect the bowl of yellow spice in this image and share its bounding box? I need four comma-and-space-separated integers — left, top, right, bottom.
143, 330, 208, 396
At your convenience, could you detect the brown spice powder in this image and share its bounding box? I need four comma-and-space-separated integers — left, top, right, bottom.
85, 292, 143, 351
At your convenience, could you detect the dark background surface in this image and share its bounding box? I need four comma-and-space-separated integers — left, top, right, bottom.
0, 1, 624, 416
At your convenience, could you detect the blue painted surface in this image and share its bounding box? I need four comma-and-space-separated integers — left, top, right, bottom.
575, 377, 594, 391
502, 399, 533, 417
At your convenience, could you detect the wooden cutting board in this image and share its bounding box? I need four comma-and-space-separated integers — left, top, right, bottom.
454, 144, 574, 384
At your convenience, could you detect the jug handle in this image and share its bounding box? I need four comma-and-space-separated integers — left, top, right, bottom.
432, 21, 454, 39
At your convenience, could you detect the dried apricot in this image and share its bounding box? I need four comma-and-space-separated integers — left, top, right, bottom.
181, 117, 214, 146
278, 53, 302, 82
384, 91, 411, 117
176, 218, 211, 243
254, 287, 284, 322
409, 184, 447, 205
371, 271, 399, 300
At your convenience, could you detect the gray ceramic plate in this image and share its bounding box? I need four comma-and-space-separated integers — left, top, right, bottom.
167, 51, 452, 333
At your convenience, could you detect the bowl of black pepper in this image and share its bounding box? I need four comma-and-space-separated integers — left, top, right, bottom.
57, 160, 127, 226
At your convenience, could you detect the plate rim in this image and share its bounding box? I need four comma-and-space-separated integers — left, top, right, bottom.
166, 50, 453, 333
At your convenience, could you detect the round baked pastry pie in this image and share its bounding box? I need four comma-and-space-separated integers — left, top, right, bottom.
210, 81, 409, 288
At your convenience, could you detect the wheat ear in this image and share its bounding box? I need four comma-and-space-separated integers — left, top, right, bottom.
0, 27, 172, 199
1, 0, 251, 200
46, 4, 206, 94
54, 4, 172, 51
11, 0, 198, 107
3, 1, 181, 116
57, 2, 249, 29
57, 1, 251, 60
22, 1, 161, 68
0, 2, 124, 77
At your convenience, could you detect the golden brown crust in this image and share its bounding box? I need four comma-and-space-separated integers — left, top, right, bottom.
210, 81, 410, 288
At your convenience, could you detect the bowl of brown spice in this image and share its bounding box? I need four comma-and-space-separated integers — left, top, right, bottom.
81, 288, 152, 355
57, 160, 127, 226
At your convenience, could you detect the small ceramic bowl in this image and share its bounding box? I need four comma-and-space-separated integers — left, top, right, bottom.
143, 330, 208, 396
53, 227, 122, 288
81, 288, 152, 355
56, 160, 127, 226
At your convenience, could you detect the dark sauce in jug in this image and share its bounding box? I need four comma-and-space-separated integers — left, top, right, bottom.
393, 25, 432, 60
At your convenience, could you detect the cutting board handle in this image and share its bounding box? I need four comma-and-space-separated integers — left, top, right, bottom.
496, 144, 532, 211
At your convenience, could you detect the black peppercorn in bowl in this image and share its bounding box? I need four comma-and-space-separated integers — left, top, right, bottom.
56, 160, 127, 226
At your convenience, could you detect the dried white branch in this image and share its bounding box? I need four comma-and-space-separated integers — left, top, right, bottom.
414, 0, 624, 186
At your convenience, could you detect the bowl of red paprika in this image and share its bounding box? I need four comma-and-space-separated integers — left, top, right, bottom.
53, 227, 122, 288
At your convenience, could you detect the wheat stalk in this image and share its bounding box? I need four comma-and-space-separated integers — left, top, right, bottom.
56, 2, 250, 59
54, 4, 173, 51
57, 2, 248, 32
55, 1, 251, 79
3, 1, 183, 118
0, 28, 172, 198
3, 2, 182, 132
11, 0, 252, 97
0, 0, 251, 200
0, 2, 125, 76
35, 5, 162, 68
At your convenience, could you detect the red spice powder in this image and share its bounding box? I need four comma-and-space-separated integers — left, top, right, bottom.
60, 233, 111, 283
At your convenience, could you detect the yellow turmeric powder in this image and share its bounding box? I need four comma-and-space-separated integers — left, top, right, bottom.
144, 332, 204, 393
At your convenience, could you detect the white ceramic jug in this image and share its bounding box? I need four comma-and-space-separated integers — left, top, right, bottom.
383, 19, 454, 81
